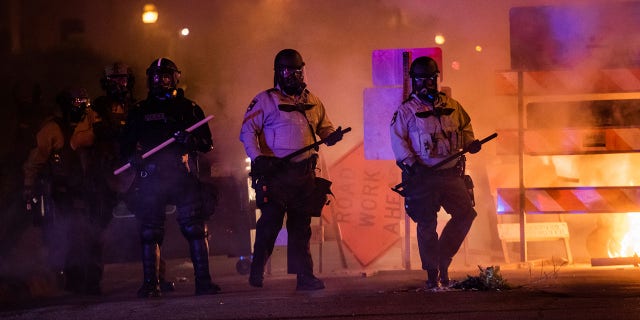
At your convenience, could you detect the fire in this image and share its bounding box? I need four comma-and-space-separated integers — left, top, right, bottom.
608, 212, 640, 258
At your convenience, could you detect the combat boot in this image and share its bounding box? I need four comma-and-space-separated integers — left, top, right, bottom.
425, 269, 440, 290
439, 268, 450, 287
137, 243, 161, 298
137, 280, 161, 298
248, 254, 265, 287
296, 273, 325, 291
439, 258, 453, 288
158, 259, 175, 292
249, 270, 264, 288
189, 238, 221, 295
195, 280, 222, 295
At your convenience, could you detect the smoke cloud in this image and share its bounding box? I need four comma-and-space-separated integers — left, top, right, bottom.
2, 0, 638, 277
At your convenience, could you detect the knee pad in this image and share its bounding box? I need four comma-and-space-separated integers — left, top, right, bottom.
140, 225, 164, 244
180, 222, 208, 240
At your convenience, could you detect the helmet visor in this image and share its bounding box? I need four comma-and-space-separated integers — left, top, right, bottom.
151, 72, 176, 89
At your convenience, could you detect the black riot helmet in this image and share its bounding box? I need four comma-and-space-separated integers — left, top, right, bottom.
410, 56, 440, 103
146, 57, 181, 100
273, 49, 306, 96
101, 62, 135, 102
56, 87, 91, 124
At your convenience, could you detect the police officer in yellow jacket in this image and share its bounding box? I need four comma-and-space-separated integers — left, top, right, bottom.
390, 56, 481, 290
240, 49, 343, 290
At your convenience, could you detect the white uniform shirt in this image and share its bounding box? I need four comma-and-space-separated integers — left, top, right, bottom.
390, 93, 475, 169
240, 87, 335, 162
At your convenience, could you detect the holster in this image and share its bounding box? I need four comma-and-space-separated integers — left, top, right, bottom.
463, 174, 475, 207
253, 176, 269, 208
307, 177, 333, 217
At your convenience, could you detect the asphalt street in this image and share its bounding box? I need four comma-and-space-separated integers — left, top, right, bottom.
1, 258, 640, 320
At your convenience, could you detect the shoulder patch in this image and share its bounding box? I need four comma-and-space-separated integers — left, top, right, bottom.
247, 99, 258, 112
391, 111, 398, 126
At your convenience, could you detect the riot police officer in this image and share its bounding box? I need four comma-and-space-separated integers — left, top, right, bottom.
70, 62, 173, 294
120, 58, 219, 297
239, 49, 344, 291
72, 62, 135, 150
390, 56, 481, 290
22, 87, 88, 293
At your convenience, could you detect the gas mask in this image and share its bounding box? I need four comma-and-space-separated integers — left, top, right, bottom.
146, 58, 181, 100
69, 96, 91, 123
276, 66, 306, 96
413, 73, 440, 104
273, 49, 307, 96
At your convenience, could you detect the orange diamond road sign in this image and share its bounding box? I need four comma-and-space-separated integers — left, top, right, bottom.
325, 143, 403, 267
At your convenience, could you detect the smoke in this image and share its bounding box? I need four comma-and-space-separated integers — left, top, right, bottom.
3, 0, 638, 278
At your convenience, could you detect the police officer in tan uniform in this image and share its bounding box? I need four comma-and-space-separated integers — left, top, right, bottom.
390, 56, 481, 290
240, 49, 343, 290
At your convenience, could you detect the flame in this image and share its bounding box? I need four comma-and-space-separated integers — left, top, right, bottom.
608, 212, 640, 258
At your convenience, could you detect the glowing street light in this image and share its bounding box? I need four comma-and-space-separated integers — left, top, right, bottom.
180, 28, 190, 36
142, 4, 158, 24
434, 34, 445, 45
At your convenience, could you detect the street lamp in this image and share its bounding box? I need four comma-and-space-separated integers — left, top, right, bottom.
142, 4, 158, 24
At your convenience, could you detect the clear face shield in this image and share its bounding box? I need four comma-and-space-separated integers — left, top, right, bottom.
105, 74, 131, 99
151, 72, 176, 89
149, 70, 180, 99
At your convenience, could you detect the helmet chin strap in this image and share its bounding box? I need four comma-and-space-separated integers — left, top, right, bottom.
152, 88, 177, 100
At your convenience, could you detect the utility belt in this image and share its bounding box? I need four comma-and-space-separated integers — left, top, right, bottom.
252, 154, 332, 216
136, 152, 196, 178
281, 155, 317, 174
414, 158, 464, 177
411, 157, 475, 206
421, 165, 462, 177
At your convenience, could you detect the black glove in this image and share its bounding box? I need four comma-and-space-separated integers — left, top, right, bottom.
252, 156, 283, 177
397, 160, 416, 176
467, 139, 482, 154
324, 127, 344, 146
129, 151, 145, 171
174, 130, 197, 149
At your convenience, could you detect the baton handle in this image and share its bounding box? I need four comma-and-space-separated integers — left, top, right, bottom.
282, 126, 352, 161
391, 132, 498, 193
113, 115, 214, 175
